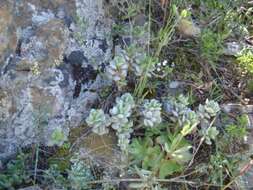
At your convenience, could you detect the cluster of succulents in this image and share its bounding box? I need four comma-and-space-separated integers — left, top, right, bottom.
110, 93, 135, 128
85, 93, 135, 151
85, 109, 111, 135
200, 127, 219, 145
197, 99, 220, 126
181, 109, 199, 128
116, 122, 133, 151
126, 45, 158, 78
68, 156, 94, 190
106, 55, 129, 87
165, 95, 220, 135
164, 94, 195, 126
86, 91, 220, 151
141, 99, 162, 127
130, 52, 155, 77
110, 93, 135, 151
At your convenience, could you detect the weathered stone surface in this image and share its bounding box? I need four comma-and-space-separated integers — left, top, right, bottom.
0, 0, 113, 160
0, 1, 17, 67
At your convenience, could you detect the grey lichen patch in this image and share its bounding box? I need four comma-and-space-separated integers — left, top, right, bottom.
0, 0, 113, 162
0, 1, 17, 66
0, 90, 12, 121
65, 0, 113, 69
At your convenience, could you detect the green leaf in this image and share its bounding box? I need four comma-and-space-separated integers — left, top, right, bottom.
129, 137, 153, 162
159, 160, 182, 178
180, 9, 190, 18
238, 114, 249, 127
170, 134, 183, 151
171, 145, 192, 164
142, 146, 163, 170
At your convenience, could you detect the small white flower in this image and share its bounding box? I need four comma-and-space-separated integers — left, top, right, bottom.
162, 60, 168, 66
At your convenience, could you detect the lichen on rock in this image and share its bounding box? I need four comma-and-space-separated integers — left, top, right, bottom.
0, 0, 113, 161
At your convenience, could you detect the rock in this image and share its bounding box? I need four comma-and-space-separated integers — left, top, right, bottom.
0, 0, 113, 161
64, 0, 112, 69
67, 50, 88, 66
0, 90, 12, 121
0, 1, 17, 67
169, 81, 182, 89
224, 42, 243, 56
19, 19, 68, 71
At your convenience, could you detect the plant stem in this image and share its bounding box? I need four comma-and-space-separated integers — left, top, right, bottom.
33, 144, 39, 185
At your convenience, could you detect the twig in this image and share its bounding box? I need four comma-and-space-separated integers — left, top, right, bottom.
86, 176, 223, 188
186, 117, 216, 169
221, 160, 253, 190
220, 82, 248, 105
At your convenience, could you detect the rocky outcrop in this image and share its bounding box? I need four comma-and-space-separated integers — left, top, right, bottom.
0, 0, 113, 160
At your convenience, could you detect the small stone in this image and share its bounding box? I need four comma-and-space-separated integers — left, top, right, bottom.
224, 42, 242, 56
169, 81, 181, 89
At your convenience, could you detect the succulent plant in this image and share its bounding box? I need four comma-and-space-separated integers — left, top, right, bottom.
131, 53, 156, 77
181, 109, 199, 128
142, 99, 162, 127
117, 131, 131, 151
109, 93, 135, 151
115, 121, 133, 151
204, 100, 220, 117
200, 127, 219, 145
85, 109, 111, 135
110, 93, 135, 130
69, 156, 94, 190
116, 92, 135, 109
177, 94, 189, 106
126, 44, 156, 77
116, 120, 134, 135
165, 95, 189, 116
106, 55, 128, 86
198, 99, 220, 120
131, 52, 147, 76
164, 94, 191, 125
47, 127, 68, 146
